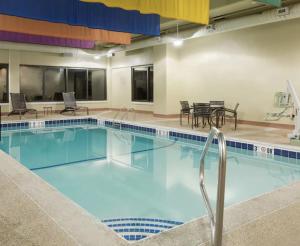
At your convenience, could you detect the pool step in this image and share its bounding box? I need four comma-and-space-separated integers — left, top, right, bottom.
101, 218, 183, 242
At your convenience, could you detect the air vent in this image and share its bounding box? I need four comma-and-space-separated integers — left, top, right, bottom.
277, 7, 289, 16
206, 24, 216, 32
60, 53, 73, 57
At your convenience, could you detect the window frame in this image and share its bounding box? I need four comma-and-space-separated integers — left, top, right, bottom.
131, 64, 154, 103
19, 64, 107, 102
0, 63, 9, 103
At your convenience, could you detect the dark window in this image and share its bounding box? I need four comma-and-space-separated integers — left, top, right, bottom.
67, 69, 88, 100
88, 70, 107, 101
44, 67, 66, 101
132, 65, 153, 102
20, 65, 106, 102
0, 64, 9, 103
20, 66, 44, 102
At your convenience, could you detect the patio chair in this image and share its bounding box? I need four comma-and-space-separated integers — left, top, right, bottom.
224, 103, 239, 130
60, 92, 89, 115
8, 93, 38, 120
192, 103, 211, 129
179, 101, 191, 125
210, 101, 225, 126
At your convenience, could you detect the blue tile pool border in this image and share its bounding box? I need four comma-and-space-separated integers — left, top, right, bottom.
101, 217, 183, 242
168, 130, 300, 160
0, 122, 29, 131
1, 117, 300, 160
104, 120, 157, 135
45, 118, 97, 127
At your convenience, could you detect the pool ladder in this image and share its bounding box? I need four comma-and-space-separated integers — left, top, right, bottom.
199, 127, 227, 246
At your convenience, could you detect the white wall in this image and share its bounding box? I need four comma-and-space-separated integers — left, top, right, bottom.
0, 49, 109, 112
110, 48, 154, 112
110, 17, 300, 124
169, 18, 300, 123
0, 50, 8, 63
2, 16, 300, 124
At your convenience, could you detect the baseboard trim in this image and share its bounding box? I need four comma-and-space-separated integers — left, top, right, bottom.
153, 113, 180, 118
178, 116, 293, 130
237, 119, 294, 130
110, 108, 153, 114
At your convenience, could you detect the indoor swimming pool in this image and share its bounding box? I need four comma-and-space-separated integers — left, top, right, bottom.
1, 121, 300, 241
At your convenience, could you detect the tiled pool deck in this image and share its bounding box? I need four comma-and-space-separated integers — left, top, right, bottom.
1, 111, 300, 245
2, 110, 295, 147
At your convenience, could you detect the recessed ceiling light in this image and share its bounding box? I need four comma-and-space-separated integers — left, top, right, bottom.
94, 55, 100, 60
173, 39, 183, 47
107, 52, 114, 58
173, 23, 183, 47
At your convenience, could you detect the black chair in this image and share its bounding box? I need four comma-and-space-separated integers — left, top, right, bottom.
224, 103, 239, 130
179, 101, 191, 125
8, 93, 38, 120
210, 101, 225, 126
192, 103, 211, 129
60, 92, 89, 115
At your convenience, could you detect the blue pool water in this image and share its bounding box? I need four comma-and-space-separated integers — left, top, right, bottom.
1, 124, 300, 239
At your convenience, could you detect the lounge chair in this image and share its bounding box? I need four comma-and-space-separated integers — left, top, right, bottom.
8, 93, 38, 120
179, 101, 191, 125
60, 92, 89, 115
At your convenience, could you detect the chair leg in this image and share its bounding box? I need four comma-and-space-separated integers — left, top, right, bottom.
234, 114, 237, 130
188, 114, 190, 124
202, 117, 206, 128
216, 114, 219, 128
87, 108, 89, 115
191, 115, 194, 129
180, 113, 182, 126
209, 117, 212, 129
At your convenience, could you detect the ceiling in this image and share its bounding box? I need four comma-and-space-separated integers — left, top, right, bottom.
95, 0, 299, 49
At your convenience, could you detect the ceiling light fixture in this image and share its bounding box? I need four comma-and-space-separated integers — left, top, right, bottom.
173, 23, 183, 47
106, 51, 115, 58
173, 39, 183, 47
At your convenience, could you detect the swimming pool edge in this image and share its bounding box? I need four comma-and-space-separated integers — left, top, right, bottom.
2, 116, 300, 245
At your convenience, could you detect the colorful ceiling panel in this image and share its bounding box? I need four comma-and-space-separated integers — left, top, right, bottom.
0, 15, 131, 45
81, 0, 210, 24
0, 0, 160, 36
0, 31, 95, 49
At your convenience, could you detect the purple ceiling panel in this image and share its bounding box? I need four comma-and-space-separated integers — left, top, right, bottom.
0, 30, 95, 49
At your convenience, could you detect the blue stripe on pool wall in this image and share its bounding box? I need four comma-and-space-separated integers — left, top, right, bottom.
30, 156, 107, 171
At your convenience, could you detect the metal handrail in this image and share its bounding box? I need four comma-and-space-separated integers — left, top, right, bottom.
128, 108, 136, 121
199, 127, 227, 246
113, 108, 122, 122
113, 107, 126, 124
113, 107, 136, 123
